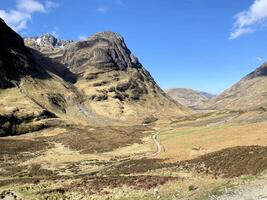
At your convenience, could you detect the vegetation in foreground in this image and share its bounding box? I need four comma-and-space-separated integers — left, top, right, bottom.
1, 111, 267, 199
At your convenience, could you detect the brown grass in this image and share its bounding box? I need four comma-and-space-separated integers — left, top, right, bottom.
74, 175, 177, 195
49, 125, 150, 154
158, 121, 267, 162
180, 145, 267, 178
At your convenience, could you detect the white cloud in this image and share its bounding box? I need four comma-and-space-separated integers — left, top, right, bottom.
16, 0, 45, 13
96, 7, 109, 13
230, 0, 267, 39
0, 9, 31, 31
0, 0, 58, 32
229, 27, 254, 40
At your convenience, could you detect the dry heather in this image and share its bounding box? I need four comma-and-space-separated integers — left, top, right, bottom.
2, 112, 267, 199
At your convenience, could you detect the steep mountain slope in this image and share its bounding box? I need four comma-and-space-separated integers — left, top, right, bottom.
0, 19, 97, 136
205, 62, 267, 110
0, 19, 60, 136
25, 32, 190, 122
165, 88, 215, 109
0, 18, 36, 89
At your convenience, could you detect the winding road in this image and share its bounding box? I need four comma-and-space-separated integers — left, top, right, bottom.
150, 131, 163, 157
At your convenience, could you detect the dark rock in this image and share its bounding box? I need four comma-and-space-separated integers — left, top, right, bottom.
116, 82, 131, 92
143, 116, 158, 124
90, 94, 108, 101
92, 81, 109, 87
0, 110, 56, 137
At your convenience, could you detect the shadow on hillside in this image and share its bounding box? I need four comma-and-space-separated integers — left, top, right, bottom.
29, 48, 77, 84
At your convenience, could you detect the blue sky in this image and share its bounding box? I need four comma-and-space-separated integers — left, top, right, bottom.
1, 0, 267, 94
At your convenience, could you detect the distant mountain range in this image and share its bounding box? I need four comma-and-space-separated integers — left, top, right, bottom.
167, 61, 267, 112
165, 88, 215, 109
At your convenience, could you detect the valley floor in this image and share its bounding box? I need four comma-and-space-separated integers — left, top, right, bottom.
1, 110, 267, 199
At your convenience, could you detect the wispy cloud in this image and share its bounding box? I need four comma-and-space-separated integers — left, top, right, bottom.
45, 1, 60, 9
96, 7, 109, 13
255, 57, 264, 62
230, 0, 267, 40
0, 0, 59, 32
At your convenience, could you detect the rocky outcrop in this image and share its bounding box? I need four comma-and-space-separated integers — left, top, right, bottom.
0, 109, 56, 137
24, 33, 73, 48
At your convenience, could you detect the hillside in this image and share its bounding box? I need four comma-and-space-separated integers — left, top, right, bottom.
205, 62, 267, 110
165, 88, 215, 109
0, 18, 190, 136
0, 19, 95, 136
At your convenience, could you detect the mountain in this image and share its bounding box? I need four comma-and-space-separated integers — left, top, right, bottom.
165, 88, 215, 109
205, 62, 267, 110
25, 32, 190, 122
0, 18, 190, 136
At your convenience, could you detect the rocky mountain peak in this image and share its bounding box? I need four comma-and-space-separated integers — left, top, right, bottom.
90, 31, 124, 42
24, 33, 73, 48
63, 31, 142, 71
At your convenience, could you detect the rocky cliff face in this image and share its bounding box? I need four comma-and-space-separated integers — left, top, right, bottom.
62, 32, 141, 71
204, 62, 267, 111
165, 88, 215, 109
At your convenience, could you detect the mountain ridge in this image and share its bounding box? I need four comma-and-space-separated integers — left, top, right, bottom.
204, 62, 267, 110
